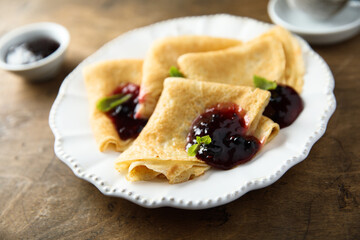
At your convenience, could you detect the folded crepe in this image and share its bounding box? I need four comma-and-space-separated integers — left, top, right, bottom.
178, 26, 304, 93
260, 26, 304, 93
177, 35, 286, 88
83, 59, 143, 152
135, 35, 242, 119
116, 78, 279, 184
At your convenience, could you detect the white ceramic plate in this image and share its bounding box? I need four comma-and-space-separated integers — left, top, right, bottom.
49, 14, 336, 209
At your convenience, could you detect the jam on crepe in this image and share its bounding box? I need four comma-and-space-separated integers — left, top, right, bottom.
186, 103, 261, 169
107, 83, 148, 140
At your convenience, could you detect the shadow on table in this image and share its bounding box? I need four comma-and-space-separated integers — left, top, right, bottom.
20, 58, 81, 100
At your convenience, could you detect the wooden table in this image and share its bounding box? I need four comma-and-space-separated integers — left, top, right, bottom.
0, 0, 359, 239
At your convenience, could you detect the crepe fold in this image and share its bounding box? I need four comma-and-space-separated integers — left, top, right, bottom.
260, 26, 304, 93
135, 35, 242, 119
177, 35, 286, 88
178, 26, 304, 93
83, 59, 143, 152
116, 78, 279, 184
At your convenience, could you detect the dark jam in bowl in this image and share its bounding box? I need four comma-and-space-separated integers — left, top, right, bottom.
5, 37, 60, 65
108, 83, 147, 140
186, 103, 261, 170
263, 85, 303, 128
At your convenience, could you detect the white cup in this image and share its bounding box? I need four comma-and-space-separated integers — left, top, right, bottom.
287, 0, 352, 20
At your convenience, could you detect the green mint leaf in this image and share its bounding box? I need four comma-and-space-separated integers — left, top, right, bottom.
188, 135, 212, 156
253, 75, 277, 90
96, 94, 132, 112
169, 66, 184, 77
200, 135, 212, 145
196, 135, 212, 145
187, 143, 199, 156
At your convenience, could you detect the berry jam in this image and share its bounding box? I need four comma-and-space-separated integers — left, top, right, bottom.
108, 83, 147, 140
263, 85, 303, 128
5, 37, 60, 65
186, 103, 261, 170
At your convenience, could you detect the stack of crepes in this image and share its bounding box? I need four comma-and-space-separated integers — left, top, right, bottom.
83, 26, 304, 184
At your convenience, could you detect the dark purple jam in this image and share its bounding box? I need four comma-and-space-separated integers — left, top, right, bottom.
5, 37, 60, 65
186, 103, 261, 170
263, 85, 303, 128
108, 83, 147, 140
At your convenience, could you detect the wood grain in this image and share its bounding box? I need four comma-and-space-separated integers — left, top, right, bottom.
0, 0, 359, 239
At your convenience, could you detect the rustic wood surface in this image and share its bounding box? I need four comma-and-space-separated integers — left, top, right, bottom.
0, 0, 359, 239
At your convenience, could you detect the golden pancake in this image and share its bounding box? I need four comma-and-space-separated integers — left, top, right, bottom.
178, 27, 304, 93
259, 26, 304, 93
116, 78, 278, 184
177, 35, 286, 88
83, 59, 143, 152
135, 35, 242, 119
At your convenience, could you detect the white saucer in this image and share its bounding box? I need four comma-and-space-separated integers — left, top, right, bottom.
268, 0, 360, 44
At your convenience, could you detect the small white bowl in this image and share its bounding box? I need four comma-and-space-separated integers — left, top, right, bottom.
268, 0, 360, 44
0, 22, 70, 82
